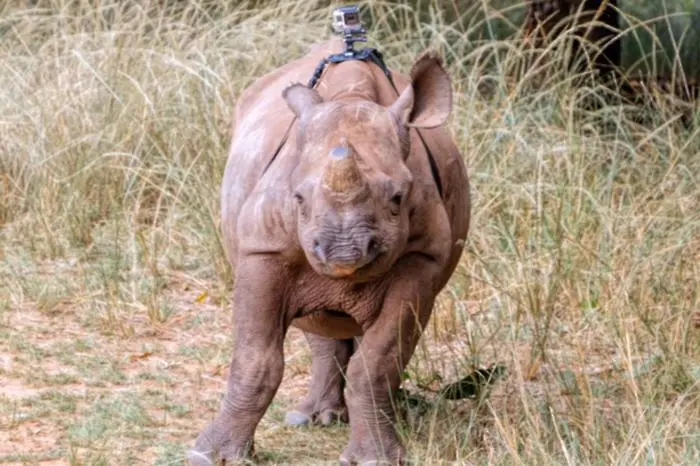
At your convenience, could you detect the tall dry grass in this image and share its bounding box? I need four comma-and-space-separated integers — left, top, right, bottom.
0, 0, 699, 464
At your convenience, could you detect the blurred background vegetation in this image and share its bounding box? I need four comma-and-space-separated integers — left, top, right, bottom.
237, 0, 700, 79
6, 1, 698, 78
375, 0, 700, 79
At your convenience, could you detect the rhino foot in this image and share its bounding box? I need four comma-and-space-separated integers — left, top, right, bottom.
338, 437, 405, 466
187, 449, 215, 466
188, 423, 255, 466
285, 406, 348, 427
339, 453, 404, 465
187, 447, 255, 466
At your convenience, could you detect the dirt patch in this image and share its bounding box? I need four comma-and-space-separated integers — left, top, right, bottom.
0, 290, 327, 464
0, 420, 63, 460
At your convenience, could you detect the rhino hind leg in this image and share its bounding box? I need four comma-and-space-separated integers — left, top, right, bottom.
285, 334, 358, 427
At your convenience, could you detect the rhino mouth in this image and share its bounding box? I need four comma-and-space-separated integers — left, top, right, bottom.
321, 251, 385, 278
311, 232, 384, 279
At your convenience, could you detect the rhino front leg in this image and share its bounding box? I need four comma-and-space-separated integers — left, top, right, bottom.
286, 334, 355, 427
189, 256, 289, 465
340, 255, 439, 466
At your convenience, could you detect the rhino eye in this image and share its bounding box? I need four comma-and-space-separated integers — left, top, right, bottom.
389, 193, 403, 215
294, 192, 304, 205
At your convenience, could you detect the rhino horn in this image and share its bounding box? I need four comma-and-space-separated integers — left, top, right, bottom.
321, 138, 366, 194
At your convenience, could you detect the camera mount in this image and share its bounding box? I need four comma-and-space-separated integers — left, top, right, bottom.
332, 5, 368, 54
307, 5, 390, 88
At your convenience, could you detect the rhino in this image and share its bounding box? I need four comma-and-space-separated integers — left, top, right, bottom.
188, 38, 471, 465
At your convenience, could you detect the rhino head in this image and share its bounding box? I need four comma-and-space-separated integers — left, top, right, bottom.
282, 52, 452, 280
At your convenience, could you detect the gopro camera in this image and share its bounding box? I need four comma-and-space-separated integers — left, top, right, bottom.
332, 5, 364, 35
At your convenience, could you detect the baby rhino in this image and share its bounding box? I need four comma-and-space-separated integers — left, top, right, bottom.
189, 39, 470, 465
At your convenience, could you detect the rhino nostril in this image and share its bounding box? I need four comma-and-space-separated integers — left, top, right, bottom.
313, 239, 326, 263
365, 237, 379, 258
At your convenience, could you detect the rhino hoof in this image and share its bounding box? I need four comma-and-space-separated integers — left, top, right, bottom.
285, 410, 312, 426
285, 409, 347, 427
318, 409, 347, 425
186, 449, 214, 466
339, 459, 387, 466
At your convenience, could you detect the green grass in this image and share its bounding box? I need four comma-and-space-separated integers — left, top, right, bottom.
1, 0, 699, 464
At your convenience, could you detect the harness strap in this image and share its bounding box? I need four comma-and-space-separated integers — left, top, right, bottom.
261, 47, 444, 199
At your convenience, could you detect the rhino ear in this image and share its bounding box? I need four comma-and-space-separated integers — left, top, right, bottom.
389, 50, 452, 128
283, 83, 324, 119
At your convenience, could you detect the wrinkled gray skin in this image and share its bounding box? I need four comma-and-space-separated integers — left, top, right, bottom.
188, 38, 470, 465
